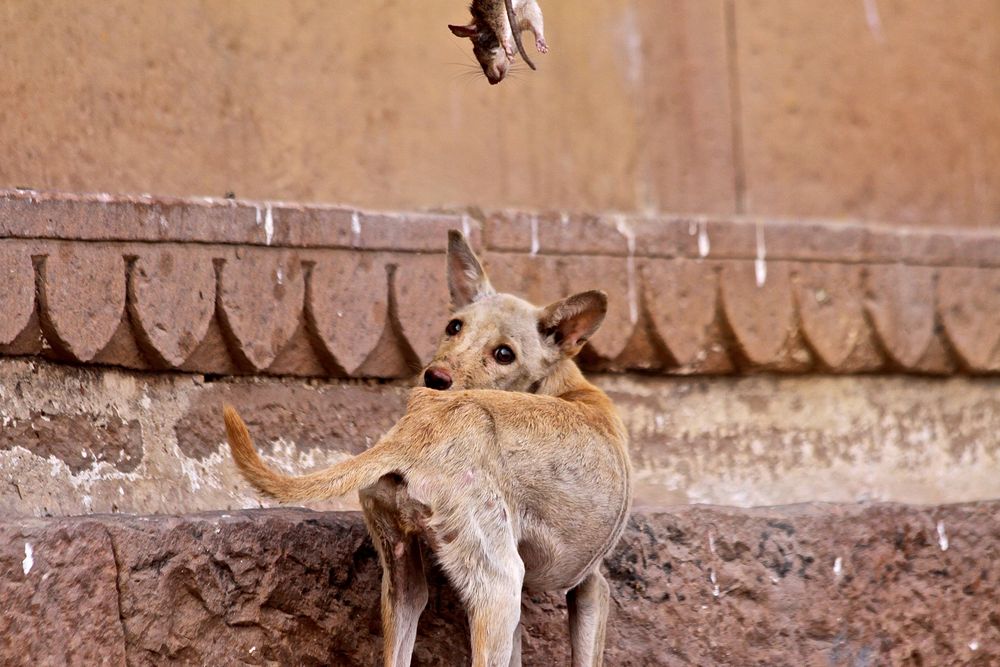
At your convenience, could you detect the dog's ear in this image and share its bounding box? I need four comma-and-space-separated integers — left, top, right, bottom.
539, 290, 607, 356
447, 230, 495, 307
448, 23, 478, 38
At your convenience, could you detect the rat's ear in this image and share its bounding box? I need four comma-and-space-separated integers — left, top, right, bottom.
447, 230, 494, 307
539, 291, 608, 357
448, 23, 478, 38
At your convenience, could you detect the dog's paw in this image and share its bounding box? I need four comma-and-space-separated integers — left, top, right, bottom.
536, 37, 548, 54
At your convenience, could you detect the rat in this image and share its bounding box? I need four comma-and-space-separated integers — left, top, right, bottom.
449, 0, 548, 85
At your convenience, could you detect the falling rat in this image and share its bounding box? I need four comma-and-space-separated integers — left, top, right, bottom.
449, 0, 547, 85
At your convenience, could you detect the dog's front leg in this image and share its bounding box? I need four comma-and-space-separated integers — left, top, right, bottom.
567, 569, 610, 667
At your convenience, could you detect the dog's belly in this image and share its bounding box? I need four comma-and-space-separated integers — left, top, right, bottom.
517, 505, 628, 592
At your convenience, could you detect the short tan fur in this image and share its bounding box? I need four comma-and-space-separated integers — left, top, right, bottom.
224, 230, 632, 667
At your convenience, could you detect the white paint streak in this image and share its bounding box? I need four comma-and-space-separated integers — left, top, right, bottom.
863, 0, 885, 43
710, 569, 720, 597
620, 5, 643, 87
698, 221, 710, 258
22, 543, 33, 575
351, 211, 361, 247
461, 214, 471, 239
276, 267, 284, 286
937, 521, 949, 551
529, 215, 540, 256
614, 216, 639, 324
754, 223, 767, 287
708, 533, 716, 555
833, 556, 843, 577
264, 205, 274, 245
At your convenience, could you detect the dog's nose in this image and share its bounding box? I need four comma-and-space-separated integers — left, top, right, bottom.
423, 368, 453, 390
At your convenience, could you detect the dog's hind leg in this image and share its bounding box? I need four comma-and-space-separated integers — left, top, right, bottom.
361, 480, 429, 667
567, 569, 610, 667
508, 620, 522, 667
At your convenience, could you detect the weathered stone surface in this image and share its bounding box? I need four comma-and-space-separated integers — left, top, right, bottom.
307, 251, 389, 375
218, 249, 305, 371
2, 193, 1000, 378
793, 263, 869, 370
737, 1, 1000, 227
0, 520, 126, 666
864, 264, 936, 369
0, 411, 142, 474
2, 504, 999, 665
5, 357, 1000, 519
37, 244, 126, 362
938, 267, 1000, 372
0, 241, 35, 345
720, 260, 798, 367
641, 258, 718, 367
130, 246, 216, 368
393, 254, 451, 365
174, 380, 408, 461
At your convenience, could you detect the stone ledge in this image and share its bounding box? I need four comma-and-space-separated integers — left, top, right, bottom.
2, 503, 998, 665
3, 190, 1000, 377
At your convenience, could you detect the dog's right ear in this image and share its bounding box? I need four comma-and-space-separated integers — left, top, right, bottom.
447, 230, 495, 307
539, 290, 608, 357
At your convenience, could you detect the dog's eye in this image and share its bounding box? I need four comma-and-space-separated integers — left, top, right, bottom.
446, 319, 463, 336
493, 345, 516, 365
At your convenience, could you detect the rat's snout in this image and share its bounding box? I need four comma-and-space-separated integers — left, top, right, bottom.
423, 367, 453, 390
486, 61, 508, 85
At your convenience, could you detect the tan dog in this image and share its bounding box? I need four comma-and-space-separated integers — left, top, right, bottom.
223, 231, 632, 667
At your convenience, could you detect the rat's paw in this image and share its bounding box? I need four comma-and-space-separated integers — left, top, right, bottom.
536, 37, 549, 54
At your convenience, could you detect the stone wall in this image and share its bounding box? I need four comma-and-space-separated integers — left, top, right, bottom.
1, 2, 997, 226
2, 192, 1000, 519
4, 505, 999, 665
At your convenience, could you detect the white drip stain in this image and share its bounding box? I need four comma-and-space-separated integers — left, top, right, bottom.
276, 267, 284, 286
614, 216, 639, 325
22, 543, 33, 575
461, 214, 471, 239
710, 569, 720, 597
530, 215, 540, 256
351, 211, 362, 247
863, 0, 885, 43
263, 205, 274, 245
937, 521, 949, 551
833, 557, 843, 577
698, 220, 710, 258
754, 223, 767, 287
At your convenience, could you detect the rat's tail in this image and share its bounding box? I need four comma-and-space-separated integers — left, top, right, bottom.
223, 405, 400, 503
505, 0, 535, 70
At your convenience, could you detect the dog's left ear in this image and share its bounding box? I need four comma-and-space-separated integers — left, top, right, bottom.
539, 290, 607, 356
447, 230, 495, 307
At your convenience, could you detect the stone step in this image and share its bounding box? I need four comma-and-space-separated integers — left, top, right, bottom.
2, 504, 997, 665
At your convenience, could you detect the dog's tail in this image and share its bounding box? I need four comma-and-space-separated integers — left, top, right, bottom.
223, 405, 400, 503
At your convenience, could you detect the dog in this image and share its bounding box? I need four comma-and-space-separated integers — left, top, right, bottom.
223, 230, 632, 666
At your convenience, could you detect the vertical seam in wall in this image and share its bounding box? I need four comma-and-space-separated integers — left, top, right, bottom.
724, 0, 748, 214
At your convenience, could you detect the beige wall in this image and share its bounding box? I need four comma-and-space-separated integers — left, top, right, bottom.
1, 1, 996, 225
